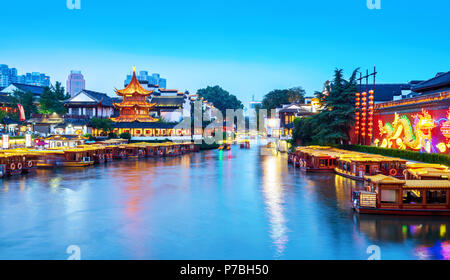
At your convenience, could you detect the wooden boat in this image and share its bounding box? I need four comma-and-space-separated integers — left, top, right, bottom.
335, 154, 407, 181
77, 145, 107, 164
0, 152, 38, 177
112, 145, 127, 160
34, 148, 94, 167
61, 149, 94, 167
293, 146, 339, 172
404, 163, 450, 180
104, 146, 115, 161
0, 149, 38, 176
123, 144, 146, 159
352, 174, 450, 215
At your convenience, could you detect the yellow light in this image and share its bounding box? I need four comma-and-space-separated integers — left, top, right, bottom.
267, 118, 279, 128
441, 224, 446, 238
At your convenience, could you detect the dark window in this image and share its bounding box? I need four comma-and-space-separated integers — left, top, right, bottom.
426, 191, 447, 204
403, 190, 423, 204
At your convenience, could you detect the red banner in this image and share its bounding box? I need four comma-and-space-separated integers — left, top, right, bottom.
17, 103, 25, 121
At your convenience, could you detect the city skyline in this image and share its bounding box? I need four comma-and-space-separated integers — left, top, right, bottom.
1, 0, 449, 106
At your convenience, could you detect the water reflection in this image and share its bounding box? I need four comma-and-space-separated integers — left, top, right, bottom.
0, 146, 449, 259
261, 150, 288, 258
355, 215, 450, 259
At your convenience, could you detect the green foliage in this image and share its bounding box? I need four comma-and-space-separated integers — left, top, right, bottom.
108, 132, 118, 139
261, 87, 306, 110
38, 82, 70, 115
292, 116, 315, 145
10, 89, 38, 119
119, 132, 131, 140
90, 117, 114, 133
83, 133, 95, 140
0, 110, 8, 123
196, 85, 243, 115
292, 69, 359, 145
340, 145, 450, 167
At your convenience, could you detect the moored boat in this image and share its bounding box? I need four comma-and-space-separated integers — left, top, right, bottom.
352, 174, 450, 215
335, 154, 407, 181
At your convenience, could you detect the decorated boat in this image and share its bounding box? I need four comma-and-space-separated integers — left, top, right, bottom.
0, 152, 38, 177
292, 146, 340, 172
404, 163, 450, 180
335, 154, 407, 181
352, 174, 450, 215
34, 148, 94, 167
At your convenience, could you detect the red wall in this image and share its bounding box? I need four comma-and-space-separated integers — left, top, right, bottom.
352, 106, 450, 154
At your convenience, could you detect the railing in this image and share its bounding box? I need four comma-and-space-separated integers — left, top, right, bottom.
375, 91, 450, 110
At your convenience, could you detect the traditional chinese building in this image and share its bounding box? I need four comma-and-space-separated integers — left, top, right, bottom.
111, 67, 157, 123
351, 71, 450, 154
109, 67, 191, 139
277, 99, 321, 137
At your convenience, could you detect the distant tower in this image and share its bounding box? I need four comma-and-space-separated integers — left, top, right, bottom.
66, 70, 86, 97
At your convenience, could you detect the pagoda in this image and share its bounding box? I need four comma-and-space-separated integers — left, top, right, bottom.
111, 66, 157, 123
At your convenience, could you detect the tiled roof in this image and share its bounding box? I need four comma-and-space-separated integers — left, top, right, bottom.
412, 71, 450, 93
358, 84, 415, 102
151, 96, 184, 107
0, 94, 13, 104
404, 180, 450, 189
10, 83, 45, 95
364, 174, 405, 184
66, 89, 116, 107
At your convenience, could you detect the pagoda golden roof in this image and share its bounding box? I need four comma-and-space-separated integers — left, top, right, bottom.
114, 102, 156, 108
115, 67, 153, 96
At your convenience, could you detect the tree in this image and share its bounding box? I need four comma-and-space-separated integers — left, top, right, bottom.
261, 87, 306, 110
311, 68, 359, 144
196, 86, 243, 115
292, 116, 314, 145
0, 110, 8, 124
10, 89, 38, 119
90, 117, 114, 135
119, 132, 131, 140
291, 69, 359, 146
39, 82, 70, 115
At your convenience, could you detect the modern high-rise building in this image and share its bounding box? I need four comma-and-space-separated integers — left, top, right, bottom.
17, 72, 51, 87
66, 70, 86, 97
0, 64, 18, 87
124, 69, 167, 89
0, 64, 50, 88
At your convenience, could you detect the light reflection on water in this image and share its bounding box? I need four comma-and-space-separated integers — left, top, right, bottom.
0, 145, 448, 259
261, 153, 288, 257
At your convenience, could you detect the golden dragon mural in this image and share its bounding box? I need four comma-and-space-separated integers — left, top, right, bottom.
374, 109, 435, 153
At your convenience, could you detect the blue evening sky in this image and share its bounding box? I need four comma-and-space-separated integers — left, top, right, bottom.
1, 0, 449, 106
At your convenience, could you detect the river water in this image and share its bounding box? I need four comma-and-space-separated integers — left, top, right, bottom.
0, 145, 449, 260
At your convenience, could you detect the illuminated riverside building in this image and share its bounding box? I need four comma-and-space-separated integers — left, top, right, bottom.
278, 99, 321, 138
109, 67, 191, 140
351, 71, 450, 154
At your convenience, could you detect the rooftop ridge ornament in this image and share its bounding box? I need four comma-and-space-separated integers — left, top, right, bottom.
115, 66, 153, 96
